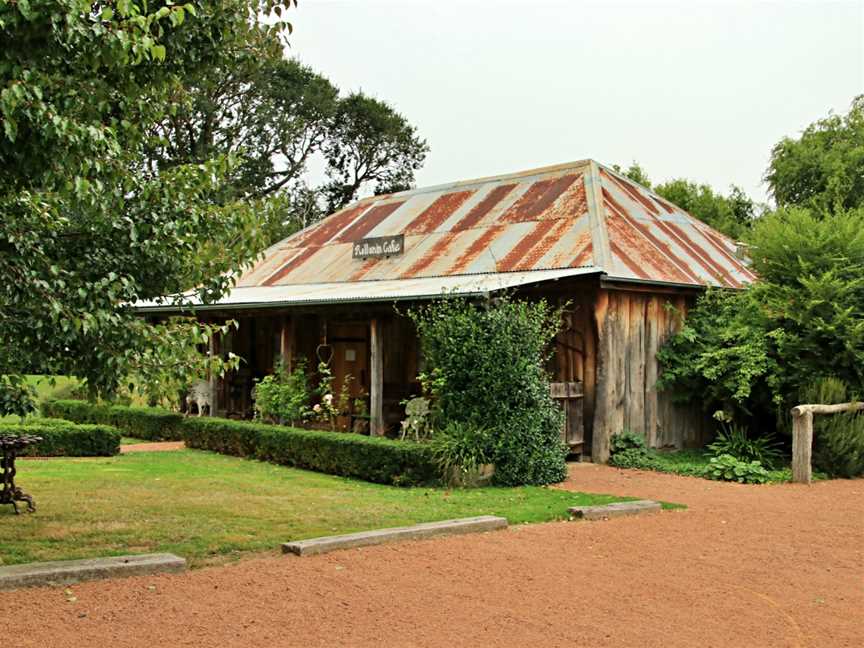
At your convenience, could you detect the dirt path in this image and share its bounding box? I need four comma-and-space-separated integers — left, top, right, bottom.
120, 441, 185, 453
1, 464, 861, 648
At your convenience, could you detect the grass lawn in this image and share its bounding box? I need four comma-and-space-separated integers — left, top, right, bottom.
0, 450, 662, 567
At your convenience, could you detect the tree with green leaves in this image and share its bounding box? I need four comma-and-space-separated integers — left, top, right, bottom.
766, 95, 864, 212
653, 180, 757, 240
613, 162, 758, 240
147, 37, 429, 244
658, 98, 864, 438
612, 161, 652, 189
323, 92, 430, 212
0, 0, 297, 415
147, 51, 339, 199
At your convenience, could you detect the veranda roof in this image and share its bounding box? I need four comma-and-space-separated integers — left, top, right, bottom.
134, 267, 601, 312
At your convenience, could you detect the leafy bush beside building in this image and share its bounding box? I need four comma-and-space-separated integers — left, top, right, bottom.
409, 295, 567, 486
658, 99, 864, 452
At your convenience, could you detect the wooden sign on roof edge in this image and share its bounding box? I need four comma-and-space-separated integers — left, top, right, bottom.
353, 234, 405, 260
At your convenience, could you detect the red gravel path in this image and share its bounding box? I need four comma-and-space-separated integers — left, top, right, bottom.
119, 441, 185, 454
1, 464, 861, 648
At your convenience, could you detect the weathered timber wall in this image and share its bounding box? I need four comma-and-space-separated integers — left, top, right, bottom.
592, 289, 710, 462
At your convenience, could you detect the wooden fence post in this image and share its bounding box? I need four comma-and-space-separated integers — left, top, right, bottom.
791, 402, 864, 484
791, 409, 814, 484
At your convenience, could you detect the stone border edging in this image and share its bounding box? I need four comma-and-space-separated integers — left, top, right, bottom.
0, 553, 187, 591
568, 500, 661, 520
282, 515, 508, 556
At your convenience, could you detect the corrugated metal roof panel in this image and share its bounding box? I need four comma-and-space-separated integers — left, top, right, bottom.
233, 159, 754, 293
597, 167, 756, 287
136, 267, 603, 312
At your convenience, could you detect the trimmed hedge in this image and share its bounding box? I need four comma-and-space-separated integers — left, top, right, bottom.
42, 400, 184, 441
182, 417, 440, 486
41, 400, 441, 485
0, 420, 120, 457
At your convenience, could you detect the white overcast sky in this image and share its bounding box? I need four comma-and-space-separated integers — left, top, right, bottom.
285, 0, 863, 204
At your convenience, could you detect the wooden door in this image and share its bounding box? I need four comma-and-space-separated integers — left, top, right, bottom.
550, 381, 584, 455
328, 323, 369, 430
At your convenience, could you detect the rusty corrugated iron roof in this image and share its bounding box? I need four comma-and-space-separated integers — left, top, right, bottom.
237, 159, 755, 290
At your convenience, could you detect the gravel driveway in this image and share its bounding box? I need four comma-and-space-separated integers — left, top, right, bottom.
1, 463, 861, 647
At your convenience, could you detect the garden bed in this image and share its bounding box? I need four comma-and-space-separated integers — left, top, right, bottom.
611, 448, 794, 483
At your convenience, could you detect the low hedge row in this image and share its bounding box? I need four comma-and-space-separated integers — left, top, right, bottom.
0, 419, 120, 457
41, 400, 441, 485
183, 418, 440, 486
41, 400, 184, 441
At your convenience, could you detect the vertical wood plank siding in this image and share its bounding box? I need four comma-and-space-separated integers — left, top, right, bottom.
592, 289, 709, 462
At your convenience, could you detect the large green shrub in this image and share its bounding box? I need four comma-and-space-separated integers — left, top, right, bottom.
182, 417, 439, 486
813, 413, 864, 478
0, 420, 119, 456
608, 431, 651, 469
658, 206, 864, 430
42, 400, 184, 441
409, 295, 567, 486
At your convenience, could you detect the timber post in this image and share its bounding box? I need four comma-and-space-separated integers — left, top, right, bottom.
591, 291, 612, 463
280, 316, 294, 372
370, 318, 384, 436
208, 331, 218, 416
790, 402, 864, 484
790, 408, 814, 484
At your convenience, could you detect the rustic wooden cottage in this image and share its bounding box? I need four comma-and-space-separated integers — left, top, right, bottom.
138, 160, 755, 462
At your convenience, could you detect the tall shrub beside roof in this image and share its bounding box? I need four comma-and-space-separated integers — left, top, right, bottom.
657, 207, 864, 428
409, 294, 567, 486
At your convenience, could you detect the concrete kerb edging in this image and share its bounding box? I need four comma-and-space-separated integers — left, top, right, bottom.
0, 553, 187, 592
568, 499, 662, 520
282, 515, 509, 556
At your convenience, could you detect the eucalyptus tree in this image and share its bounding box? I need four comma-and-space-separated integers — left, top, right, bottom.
766, 95, 864, 213
322, 92, 430, 212
147, 45, 430, 240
